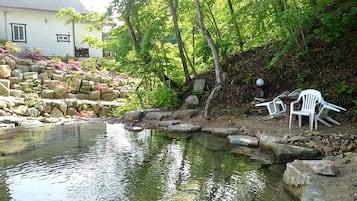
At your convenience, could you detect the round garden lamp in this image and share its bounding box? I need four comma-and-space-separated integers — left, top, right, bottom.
256, 78, 265, 98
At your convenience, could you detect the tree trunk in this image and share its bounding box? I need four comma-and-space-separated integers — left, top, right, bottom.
168, 0, 191, 83
195, 0, 224, 119
227, 0, 244, 50
124, 16, 140, 53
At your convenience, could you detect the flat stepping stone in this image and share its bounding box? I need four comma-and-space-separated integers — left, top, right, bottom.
227, 135, 259, 148
124, 125, 144, 131
202, 127, 239, 136
158, 120, 181, 127
144, 111, 173, 120
167, 124, 201, 133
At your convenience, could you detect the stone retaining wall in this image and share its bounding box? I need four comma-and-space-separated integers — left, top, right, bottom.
0, 52, 130, 118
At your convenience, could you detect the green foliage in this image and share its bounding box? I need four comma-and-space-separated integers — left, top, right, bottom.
333, 81, 352, 94
23, 93, 40, 107
152, 86, 180, 110
296, 73, 309, 89
242, 76, 252, 84
110, 96, 141, 117
0, 39, 7, 47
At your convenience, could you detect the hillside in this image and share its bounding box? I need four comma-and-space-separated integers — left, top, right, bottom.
199, 31, 357, 122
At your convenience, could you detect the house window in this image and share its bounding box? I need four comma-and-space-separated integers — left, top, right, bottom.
11, 23, 27, 43
57, 34, 70, 42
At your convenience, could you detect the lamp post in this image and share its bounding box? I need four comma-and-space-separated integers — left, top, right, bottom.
256, 78, 264, 98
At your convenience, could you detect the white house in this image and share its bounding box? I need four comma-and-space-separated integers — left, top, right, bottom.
0, 0, 103, 57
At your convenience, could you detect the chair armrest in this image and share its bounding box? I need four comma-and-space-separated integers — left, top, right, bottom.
290, 99, 300, 108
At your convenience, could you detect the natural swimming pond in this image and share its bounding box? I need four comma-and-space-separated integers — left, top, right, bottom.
0, 121, 295, 201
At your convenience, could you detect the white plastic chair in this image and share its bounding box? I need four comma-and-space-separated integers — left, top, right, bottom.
315, 98, 346, 129
289, 89, 322, 130
255, 91, 289, 119
287, 88, 302, 97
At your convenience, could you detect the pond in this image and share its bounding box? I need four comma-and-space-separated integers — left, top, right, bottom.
0, 121, 295, 201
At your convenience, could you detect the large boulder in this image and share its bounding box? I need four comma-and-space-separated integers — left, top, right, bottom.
271, 143, 324, 163
181, 95, 199, 109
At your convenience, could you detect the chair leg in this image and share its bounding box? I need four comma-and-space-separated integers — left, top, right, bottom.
298, 115, 302, 127
314, 114, 318, 130
289, 113, 292, 130
309, 115, 313, 131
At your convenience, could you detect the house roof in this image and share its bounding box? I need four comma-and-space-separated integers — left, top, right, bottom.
0, 0, 90, 14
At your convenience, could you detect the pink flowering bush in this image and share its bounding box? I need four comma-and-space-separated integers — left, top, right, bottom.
77, 110, 95, 118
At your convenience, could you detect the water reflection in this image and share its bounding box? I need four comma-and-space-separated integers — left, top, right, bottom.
0, 122, 294, 201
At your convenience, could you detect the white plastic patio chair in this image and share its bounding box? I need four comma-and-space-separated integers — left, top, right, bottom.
315, 98, 347, 129
287, 88, 302, 97
255, 91, 289, 119
289, 89, 322, 130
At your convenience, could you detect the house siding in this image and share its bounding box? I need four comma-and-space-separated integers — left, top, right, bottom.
0, 11, 7, 40
3, 10, 73, 56
0, 8, 102, 58
74, 23, 103, 58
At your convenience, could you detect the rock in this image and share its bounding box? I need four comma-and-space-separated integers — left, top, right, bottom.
80, 85, 92, 93
100, 92, 115, 101
227, 135, 259, 147
173, 109, 199, 119
22, 119, 44, 127
0, 65, 11, 78
23, 72, 38, 80
5, 57, 17, 69
11, 69, 23, 79
124, 125, 144, 131
54, 85, 67, 98
40, 89, 54, 99
192, 78, 205, 95
0, 123, 16, 129
123, 110, 145, 122
0, 79, 10, 96
52, 73, 64, 81
202, 127, 239, 136
30, 64, 45, 73
0, 109, 8, 116
144, 111, 172, 121
75, 93, 89, 100
182, 95, 199, 109
9, 76, 21, 84
158, 120, 181, 127
301, 160, 337, 176
258, 134, 283, 150
50, 107, 64, 118
283, 159, 326, 200
119, 88, 130, 98
167, 124, 201, 133
283, 159, 313, 188
271, 143, 324, 163
16, 65, 30, 72
231, 146, 275, 164
27, 107, 41, 117
43, 80, 61, 89
12, 105, 28, 115
66, 107, 78, 116
88, 90, 100, 100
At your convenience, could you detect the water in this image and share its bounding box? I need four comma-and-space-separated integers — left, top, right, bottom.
0, 122, 295, 201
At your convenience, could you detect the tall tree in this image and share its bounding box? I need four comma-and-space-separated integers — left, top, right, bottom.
168, 0, 191, 83
195, 0, 224, 118
227, 0, 244, 50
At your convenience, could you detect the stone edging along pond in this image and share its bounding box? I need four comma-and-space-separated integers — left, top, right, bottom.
1, 106, 356, 200
120, 109, 357, 201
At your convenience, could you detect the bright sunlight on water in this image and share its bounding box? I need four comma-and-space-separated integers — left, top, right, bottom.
0, 121, 295, 201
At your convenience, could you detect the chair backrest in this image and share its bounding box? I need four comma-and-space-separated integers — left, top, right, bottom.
297, 89, 322, 112
288, 88, 302, 97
